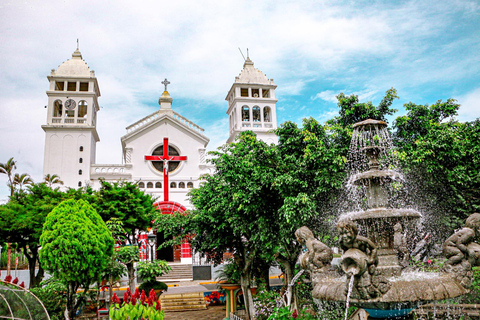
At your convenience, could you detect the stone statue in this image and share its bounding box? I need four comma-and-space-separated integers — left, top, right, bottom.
295, 226, 333, 273
393, 223, 409, 267
442, 213, 480, 288
337, 219, 391, 300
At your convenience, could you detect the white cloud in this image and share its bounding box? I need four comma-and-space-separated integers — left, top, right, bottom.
457, 88, 480, 121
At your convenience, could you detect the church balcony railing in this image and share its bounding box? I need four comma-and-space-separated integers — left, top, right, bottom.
264, 123, 273, 128
52, 118, 62, 123
65, 119, 75, 124
253, 124, 262, 128
91, 165, 129, 175
172, 112, 205, 133
125, 111, 205, 134
242, 122, 251, 127
77, 118, 86, 124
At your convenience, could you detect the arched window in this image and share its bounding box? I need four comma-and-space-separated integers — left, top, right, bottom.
147, 182, 153, 188
179, 182, 185, 188
79, 158, 83, 163
78, 170, 82, 175
253, 106, 261, 122
138, 182, 145, 188
53, 100, 63, 117
242, 106, 250, 121
187, 182, 194, 188
79, 146, 84, 152
78, 181, 82, 187
170, 182, 177, 188
155, 182, 162, 188
78, 101, 88, 118
264, 107, 271, 122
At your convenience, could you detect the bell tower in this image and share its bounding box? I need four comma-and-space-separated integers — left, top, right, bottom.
42, 47, 101, 188
225, 56, 278, 144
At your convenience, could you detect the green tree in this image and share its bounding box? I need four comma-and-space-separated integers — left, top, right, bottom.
273, 118, 347, 309
189, 131, 280, 320
93, 180, 157, 292
39, 199, 114, 319
393, 101, 480, 232
0, 157, 17, 197
13, 173, 33, 193
43, 173, 64, 188
0, 183, 67, 287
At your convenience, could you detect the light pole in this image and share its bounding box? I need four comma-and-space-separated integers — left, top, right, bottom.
147, 234, 156, 261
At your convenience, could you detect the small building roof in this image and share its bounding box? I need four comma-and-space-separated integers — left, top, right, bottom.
54, 49, 92, 77
235, 58, 271, 85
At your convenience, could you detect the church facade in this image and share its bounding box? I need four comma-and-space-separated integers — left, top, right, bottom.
42, 48, 278, 263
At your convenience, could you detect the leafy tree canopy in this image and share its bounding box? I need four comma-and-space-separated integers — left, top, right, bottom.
39, 198, 114, 319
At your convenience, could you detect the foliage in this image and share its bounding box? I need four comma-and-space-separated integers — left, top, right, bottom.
0, 183, 68, 287
254, 288, 280, 320
189, 131, 281, 319
93, 179, 157, 243
30, 278, 67, 320
393, 101, 480, 233
0, 157, 17, 197
266, 306, 317, 319
215, 259, 242, 284
109, 288, 164, 320
39, 199, 114, 319
102, 256, 127, 282
153, 211, 192, 249
329, 88, 398, 128
136, 260, 171, 283
138, 280, 168, 294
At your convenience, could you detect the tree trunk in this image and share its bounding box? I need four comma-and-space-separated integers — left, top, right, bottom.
6, 244, 11, 276
67, 283, 77, 320
276, 254, 298, 311
24, 246, 44, 288
127, 262, 135, 293
240, 273, 256, 320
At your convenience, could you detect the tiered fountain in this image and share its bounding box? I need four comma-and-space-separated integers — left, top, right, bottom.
302, 119, 470, 319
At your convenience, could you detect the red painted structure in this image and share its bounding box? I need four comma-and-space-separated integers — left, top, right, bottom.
153, 199, 191, 260
144, 137, 187, 202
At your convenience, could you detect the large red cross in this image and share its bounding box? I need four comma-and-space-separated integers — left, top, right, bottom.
144, 138, 187, 201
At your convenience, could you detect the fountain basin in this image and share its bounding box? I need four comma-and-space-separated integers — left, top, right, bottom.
312, 272, 467, 312
339, 208, 421, 222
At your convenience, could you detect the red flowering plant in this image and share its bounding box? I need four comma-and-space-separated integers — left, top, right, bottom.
109, 289, 164, 320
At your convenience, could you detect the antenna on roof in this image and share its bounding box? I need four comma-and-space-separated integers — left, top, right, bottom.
247, 48, 249, 59
76, 38, 79, 50
238, 48, 246, 61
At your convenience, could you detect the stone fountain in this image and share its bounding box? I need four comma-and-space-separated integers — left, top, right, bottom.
297, 119, 479, 319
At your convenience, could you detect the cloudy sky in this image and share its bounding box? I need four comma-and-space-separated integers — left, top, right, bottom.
0, 0, 479, 201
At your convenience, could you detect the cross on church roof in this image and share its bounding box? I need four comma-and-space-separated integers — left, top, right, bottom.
162, 78, 171, 91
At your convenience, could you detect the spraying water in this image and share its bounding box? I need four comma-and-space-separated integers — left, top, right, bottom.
344, 275, 354, 320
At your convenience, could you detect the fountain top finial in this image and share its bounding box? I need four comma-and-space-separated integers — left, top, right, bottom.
353, 119, 388, 129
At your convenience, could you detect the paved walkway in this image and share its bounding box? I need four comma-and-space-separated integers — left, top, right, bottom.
164, 305, 226, 320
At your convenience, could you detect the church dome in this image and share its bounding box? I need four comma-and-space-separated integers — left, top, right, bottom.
55, 49, 92, 77
235, 58, 270, 85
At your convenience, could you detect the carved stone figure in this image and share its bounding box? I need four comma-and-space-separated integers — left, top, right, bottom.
295, 226, 333, 273
337, 219, 391, 300
393, 223, 409, 267
442, 213, 480, 288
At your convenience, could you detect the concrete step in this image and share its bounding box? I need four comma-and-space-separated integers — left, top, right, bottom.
160, 292, 206, 312
158, 264, 193, 281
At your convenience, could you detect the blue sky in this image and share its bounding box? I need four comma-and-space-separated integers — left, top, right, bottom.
0, 0, 479, 201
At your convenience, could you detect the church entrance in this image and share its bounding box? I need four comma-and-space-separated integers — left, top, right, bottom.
154, 200, 188, 263
156, 232, 181, 262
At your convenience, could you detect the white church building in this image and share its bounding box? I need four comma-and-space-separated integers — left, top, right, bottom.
42, 48, 278, 263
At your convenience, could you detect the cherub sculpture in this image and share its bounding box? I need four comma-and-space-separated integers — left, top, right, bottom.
393, 223, 409, 268
295, 226, 333, 273
337, 219, 391, 300
442, 213, 480, 288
